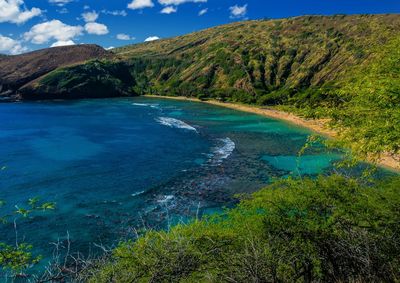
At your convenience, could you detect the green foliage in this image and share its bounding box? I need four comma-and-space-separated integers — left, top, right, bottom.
0, 243, 41, 273
90, 175, 400, 282
328, 36, 400, 162
0, 197, 56, 275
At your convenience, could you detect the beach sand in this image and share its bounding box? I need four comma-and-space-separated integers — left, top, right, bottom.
144, 95, 399, 172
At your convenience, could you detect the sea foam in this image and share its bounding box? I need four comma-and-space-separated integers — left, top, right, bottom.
157, 195, 174, 204
156, 117, 198, 132
132, 103, 159, 109
131, 191, 145, 197
210, 137, 235, 165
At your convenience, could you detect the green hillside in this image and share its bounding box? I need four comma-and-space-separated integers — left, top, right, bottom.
112, 14, 399, 105
27, 14, 399, 103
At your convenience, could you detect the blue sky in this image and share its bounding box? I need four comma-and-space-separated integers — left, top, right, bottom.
0, 0, 399, 54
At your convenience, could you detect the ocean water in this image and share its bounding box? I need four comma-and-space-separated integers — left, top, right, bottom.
0, 97, 349, 268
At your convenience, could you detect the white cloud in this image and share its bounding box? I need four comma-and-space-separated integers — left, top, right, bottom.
82, 11, 98, 22
105, 46, 114, 50
127, 0, 205, 10
198, 8, 207, 16
144, 36, 160, 42
0, 0, 42, 24
48, 0, 73, 6
84, 22, 109, 35
101, 10, 127, 17
229, 4, 247, 19
83, 5, 90, 10
160, 6, 176, 14
50, 39, 75, 47
127, 0, 154, 10
0, 34, 27, 54
24, 20, 83, 44
117, 33, 134, 40
158, 0, 206, 5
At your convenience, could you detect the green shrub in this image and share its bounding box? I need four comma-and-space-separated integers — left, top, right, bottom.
89, 175, 400, 282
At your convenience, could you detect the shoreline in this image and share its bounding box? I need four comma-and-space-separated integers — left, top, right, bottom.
144, 95, 399, 172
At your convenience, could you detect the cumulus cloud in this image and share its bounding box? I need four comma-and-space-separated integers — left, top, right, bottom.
158, 0, 206, 5
160, 6, 177, 14
82, 11, 98, 22
0, 34, 27, 54
48, 0, 73, 6
144, 36, 160, 42
198, 8, 207, 16
127, 0, 154, 10
116, 33, 134, 40
127, 0, 206, 11
84, 22, 109, 35
229, 4, 247, 19
50, 39, 75, 47
24, 20, 83, 45
0, 0, 42, 24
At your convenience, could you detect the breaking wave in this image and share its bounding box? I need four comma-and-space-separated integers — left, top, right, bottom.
210, 137, 235, 165
131, 191, 145, 197
132, 103, 159, 109
157, 195, 174, 204
156, 117, 197, 132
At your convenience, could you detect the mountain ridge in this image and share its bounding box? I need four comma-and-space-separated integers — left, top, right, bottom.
1, 14, 399, 103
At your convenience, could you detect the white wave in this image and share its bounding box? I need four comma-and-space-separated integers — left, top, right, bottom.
132, 103, 159, 109
131, 191, 145, 197
157, 195, 174, 204
156, 117, 198, 132
210, 138, 235, 164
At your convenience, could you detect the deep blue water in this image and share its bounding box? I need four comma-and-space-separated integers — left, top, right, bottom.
0, 97, 346, 269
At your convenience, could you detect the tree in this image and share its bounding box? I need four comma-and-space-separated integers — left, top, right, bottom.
0, 197, 55, 277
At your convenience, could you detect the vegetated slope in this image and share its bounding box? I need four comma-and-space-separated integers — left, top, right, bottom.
0, 44, 112, 100
20, 60, 134, 100
26, 14, 400, 103
113, 14, 400, 104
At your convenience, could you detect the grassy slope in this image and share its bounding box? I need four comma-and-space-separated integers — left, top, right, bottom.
113, 14, 399, 104
33, 15, 400, 103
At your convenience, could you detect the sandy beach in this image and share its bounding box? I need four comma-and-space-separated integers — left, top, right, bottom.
144, 95, 399, 172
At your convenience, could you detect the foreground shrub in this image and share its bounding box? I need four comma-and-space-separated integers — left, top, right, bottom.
89, 175, 400, 282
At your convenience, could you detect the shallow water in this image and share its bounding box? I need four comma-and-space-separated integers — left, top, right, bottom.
0, 97, 353, 267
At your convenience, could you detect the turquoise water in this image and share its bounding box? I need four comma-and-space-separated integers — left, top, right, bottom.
0, 97, 346, 268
